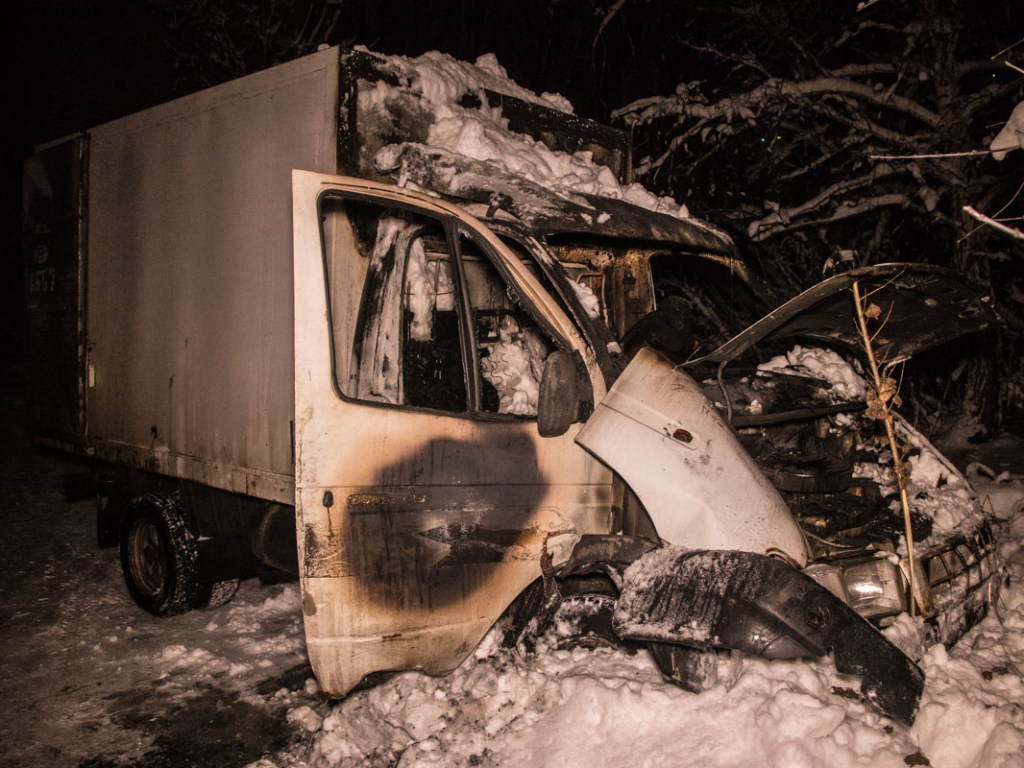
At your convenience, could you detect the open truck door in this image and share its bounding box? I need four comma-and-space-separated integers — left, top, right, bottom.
290, 171, 612, 695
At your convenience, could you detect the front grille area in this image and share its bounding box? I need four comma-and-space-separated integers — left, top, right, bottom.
922, 520, 1001, 648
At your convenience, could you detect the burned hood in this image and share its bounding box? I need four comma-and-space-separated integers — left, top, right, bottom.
375, 142, 735, 255
693, 264, 996, 366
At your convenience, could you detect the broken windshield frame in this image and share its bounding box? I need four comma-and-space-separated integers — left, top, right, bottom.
486, 223, 626, 382
496, 228, 765, 382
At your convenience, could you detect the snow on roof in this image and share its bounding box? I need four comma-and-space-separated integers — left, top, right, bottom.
360, 48, 718, 229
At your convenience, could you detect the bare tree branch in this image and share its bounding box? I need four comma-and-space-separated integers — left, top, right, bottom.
963, 206, 1024, 242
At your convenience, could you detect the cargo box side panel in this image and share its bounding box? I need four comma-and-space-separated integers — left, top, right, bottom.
85, 48, 339, 503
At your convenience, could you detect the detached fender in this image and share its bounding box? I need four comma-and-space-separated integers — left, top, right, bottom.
612, 547, 924, 725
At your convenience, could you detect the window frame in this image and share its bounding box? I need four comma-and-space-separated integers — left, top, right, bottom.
317, 187, 579, 421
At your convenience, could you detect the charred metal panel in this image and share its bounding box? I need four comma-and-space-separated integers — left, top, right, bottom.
471, 90, 631, 183
696, 264, 995, 366
337, 49, 427, 181
85, 47, 339, 502
376, 143, 734, 254
614, 548, 925, 724
23, 135, 88, 447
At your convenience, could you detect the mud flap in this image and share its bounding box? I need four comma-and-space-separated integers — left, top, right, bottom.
612, 547, 924, 725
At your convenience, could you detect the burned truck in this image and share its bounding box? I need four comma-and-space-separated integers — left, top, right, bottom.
24, 46, 1000, 725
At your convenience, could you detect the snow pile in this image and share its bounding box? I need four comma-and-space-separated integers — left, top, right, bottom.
255, 490, 1023, 768
990, 101, 1024, 161
570, 280, 603, 320
266, 542, 1024, 768
479, 321, 544, 416
846, 413, 983, 537
899, 420, 983, 534
361, 50, 694, 219
144, 583, 307, 686
284, 639, 922, 768
757, 344, 867, 402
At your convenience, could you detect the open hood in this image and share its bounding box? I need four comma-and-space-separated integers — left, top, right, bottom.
692, 264, 996, 366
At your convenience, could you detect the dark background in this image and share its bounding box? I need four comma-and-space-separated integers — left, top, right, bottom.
4, 2, 171, 359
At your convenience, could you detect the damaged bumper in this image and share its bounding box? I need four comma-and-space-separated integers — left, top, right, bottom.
612, 547, 925, 724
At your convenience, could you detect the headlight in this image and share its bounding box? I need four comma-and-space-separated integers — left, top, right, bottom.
803, 563, 848, 602
804, 556, 908, 620
842, 558, 907, 618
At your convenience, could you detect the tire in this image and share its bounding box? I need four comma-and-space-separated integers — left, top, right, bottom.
536, 574, 630, 652
647, 642, 720, 693
199, 579, 241, 609
538, 592, 620, 651
119, 492, 202, 616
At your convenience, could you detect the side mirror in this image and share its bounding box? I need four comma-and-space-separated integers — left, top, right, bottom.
537, 350, 580, 437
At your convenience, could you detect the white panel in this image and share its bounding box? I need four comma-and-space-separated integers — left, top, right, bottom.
86, 47, 340, 499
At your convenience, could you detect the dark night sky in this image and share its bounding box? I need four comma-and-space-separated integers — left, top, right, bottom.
13, 0, 630, 150
4, 2, 179, 356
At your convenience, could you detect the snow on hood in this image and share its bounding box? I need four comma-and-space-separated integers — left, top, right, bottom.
757, 344, 867, 402
356, 48, 706, 223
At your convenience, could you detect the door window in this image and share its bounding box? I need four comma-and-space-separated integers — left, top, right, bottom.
319, 193, 557, 417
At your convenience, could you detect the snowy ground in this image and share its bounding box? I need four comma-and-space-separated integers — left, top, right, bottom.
0, 364, 318, 768
4, 351, 1024, 768
259, 465, 1024, 768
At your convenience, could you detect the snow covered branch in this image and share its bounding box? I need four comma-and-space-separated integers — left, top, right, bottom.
751, 192, 910, 241
963, 206, 1024, 242
616, 75, 942, 130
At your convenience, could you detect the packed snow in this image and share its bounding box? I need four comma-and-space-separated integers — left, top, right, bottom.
359, 49, 697, 219
478, 319, 546, 416
757, 344, 868, 402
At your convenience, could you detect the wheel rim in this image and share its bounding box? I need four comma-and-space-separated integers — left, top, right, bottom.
127, 517, 168, 598
542, 593, 619, 650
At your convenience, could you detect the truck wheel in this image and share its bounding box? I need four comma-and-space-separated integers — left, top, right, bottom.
647, 642, 720, 693
200, 579, 241, 609
537, 575, 630, 651
119, 492, 201, 616
539, 592, 619, 650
